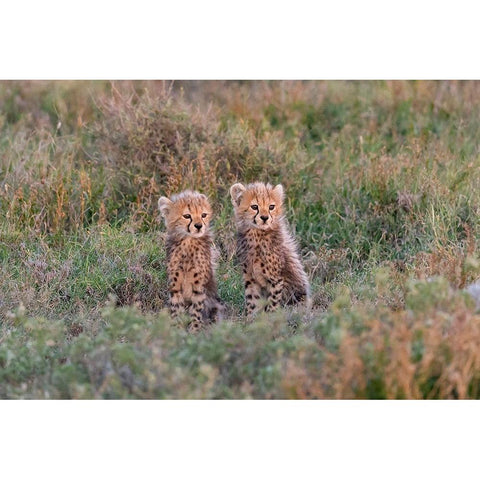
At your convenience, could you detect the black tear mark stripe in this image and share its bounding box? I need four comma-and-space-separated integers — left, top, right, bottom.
187, 217, 192, 232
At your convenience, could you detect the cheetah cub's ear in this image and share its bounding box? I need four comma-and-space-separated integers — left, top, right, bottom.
272, 184, 284, 202
230, 183, 246, 207
158, 196, 173, 218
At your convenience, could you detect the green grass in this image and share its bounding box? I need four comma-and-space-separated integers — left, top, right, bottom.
1, 80, 480, 398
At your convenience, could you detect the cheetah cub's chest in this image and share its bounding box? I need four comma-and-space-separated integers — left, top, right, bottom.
243, 230, 283, 287
168, 238, 210, 301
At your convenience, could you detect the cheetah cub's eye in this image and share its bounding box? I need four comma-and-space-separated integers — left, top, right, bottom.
201, 213, 207, 218
251, 204, 259, 211
269, 204, 275, 211
183, 214, 191, 219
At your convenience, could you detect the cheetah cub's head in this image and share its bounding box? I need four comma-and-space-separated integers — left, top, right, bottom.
230, 182, 284, 231
158, 190, 212, 238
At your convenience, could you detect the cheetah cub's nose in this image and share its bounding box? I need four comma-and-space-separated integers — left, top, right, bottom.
194, 222, 203, 230
260, 215, 269, 223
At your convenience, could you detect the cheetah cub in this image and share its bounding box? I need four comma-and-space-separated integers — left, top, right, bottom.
158, 190, 223, 331
230, 182, 310, 316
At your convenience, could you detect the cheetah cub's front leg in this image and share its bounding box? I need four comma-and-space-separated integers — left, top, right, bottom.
169, 290, 186, 318
187, 292, 207, 332
265, 277, 284, 312
244, 276, 284, 316
244, 277, 262, 317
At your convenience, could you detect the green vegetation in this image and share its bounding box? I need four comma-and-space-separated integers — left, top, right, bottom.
1, 80, 480, 398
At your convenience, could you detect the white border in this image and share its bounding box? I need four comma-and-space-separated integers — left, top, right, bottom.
2, 400, 479, 479
2, 1, 479, 79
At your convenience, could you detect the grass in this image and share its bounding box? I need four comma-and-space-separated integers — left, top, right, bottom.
1, 80, 480, 398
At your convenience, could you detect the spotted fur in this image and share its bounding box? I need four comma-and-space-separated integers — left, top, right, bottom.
230, 182, 310, 316
158, 190, 223, 331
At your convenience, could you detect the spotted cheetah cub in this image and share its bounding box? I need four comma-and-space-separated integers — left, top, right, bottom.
158, 190, 223, 331
230, 182, 310, 316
